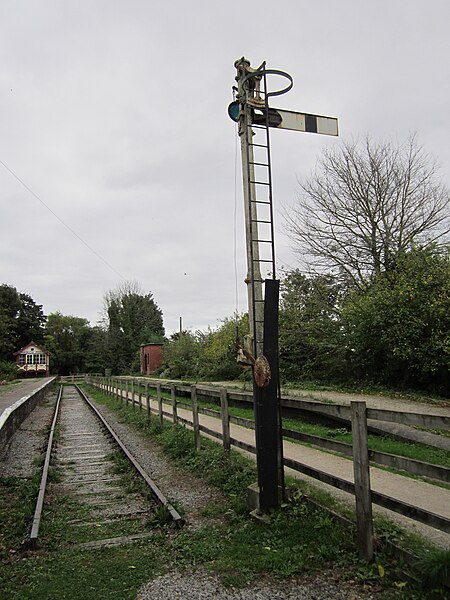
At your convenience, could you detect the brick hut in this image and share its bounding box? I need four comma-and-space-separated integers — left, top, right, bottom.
140, 343, 163, 375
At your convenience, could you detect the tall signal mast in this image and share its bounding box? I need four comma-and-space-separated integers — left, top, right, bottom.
229, 58, 338, 512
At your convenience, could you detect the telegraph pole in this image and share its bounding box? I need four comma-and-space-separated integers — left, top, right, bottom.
229, 58, 338, 513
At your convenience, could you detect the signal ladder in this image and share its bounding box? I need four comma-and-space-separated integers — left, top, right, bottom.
242, 67, 276, 359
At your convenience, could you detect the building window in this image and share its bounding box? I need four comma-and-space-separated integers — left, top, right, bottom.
18, 354, 26, 365
26, 354, 33, 364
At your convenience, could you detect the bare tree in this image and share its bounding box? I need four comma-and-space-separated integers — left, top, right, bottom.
284, 135, 449, 288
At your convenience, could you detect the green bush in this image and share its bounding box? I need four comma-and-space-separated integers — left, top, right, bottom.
342, 245, 450, 393
0, 361, 17, 382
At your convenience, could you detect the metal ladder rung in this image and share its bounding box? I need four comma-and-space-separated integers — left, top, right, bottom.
250, 180, 270, 186
252, 239, 273, 243
249, 161, 269, 167
251, 219, 272, 224
249, 142, 268, 148
251, 200, 271, 206
253, 259, 273, 263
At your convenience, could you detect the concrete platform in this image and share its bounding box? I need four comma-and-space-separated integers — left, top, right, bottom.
0, 378, 54, 416
0, 377, 56, 447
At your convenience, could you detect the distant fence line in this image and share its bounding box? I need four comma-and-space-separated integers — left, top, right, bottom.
85, 374, 450, 556
58, 374, 101, 383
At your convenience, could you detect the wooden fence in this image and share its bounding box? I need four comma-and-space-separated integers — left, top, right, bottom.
85, 375, 450, 560
58, 374, 99, 384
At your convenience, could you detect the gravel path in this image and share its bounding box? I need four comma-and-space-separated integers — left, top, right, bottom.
136, 569, 379, 600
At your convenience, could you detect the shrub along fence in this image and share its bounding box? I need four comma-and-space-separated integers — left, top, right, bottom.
85, 375, 450, 560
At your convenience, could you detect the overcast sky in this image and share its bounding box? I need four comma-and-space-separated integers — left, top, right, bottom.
1, 0, 449, 336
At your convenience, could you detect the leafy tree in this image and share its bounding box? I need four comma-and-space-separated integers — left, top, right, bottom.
45, 313, 93, 375
285, 135, 449, 289
0, 284, 46, 361
197, 314, 249, 380
82, 326, 109, 374
162, 314, 249, 381
0, 285, 21, 360
342, 245, 450, 393
104, 281, 164, 373
279, 271, 346, 382
16, 292, 46, 349
163, 331, 201, 379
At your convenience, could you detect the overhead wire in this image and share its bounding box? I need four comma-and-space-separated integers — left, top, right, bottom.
0, 158, 126, 280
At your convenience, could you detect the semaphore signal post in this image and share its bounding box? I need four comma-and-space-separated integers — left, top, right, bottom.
229, 57, 338, 513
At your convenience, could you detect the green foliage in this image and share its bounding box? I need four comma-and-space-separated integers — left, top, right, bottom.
0, 475, 41, 559
415, 548, 450, 587
81, 325, 109, 373
197, 314, 249, 380
16, 292, 47, 349
0, 360, 18, 381
0, 284, 20, 360
45, 312, 97, 375
163, 331, 201, 379
104, 282, 164, 373
279, 271, 347, 382
163, 314, 249, 381
342, 245, 450, 393
0, 284, 46, 361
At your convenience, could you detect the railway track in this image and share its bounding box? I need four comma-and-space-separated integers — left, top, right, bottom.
27, 384, 183, 550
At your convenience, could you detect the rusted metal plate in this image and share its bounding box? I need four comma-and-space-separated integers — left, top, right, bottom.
254, 355, 271, 388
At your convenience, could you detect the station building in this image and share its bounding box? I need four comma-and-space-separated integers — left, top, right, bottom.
14, 342, 50, 377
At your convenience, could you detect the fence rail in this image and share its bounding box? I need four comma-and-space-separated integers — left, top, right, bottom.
58, 374, 92, 383
85, 375, 450, 550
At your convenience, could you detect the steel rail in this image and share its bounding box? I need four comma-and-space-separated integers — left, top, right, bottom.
28, 384, 63, 547
75, 385, 184, 527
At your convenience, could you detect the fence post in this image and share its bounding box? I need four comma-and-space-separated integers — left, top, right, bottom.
125, 380, 129, 407
131, 379, 136, 411
157, 383, 163, 426
351, 401, 374, 561
146, 382, 151, 420
220, 388, 231, 452
191, 385, 201, 451
171, 384, 178, 424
